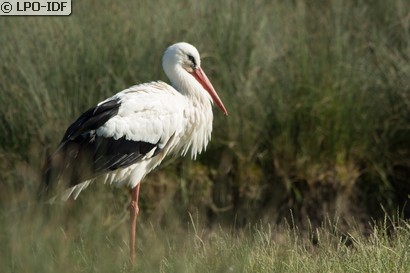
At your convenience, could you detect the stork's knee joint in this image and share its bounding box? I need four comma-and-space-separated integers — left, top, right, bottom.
130, 201, 139, 215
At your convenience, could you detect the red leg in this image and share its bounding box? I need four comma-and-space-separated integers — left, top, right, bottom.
130, 183, 140, 267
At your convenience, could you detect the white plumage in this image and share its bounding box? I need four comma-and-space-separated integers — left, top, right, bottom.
44, 42, 228, 266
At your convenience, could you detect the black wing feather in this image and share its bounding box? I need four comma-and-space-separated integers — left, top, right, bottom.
43, 98, 162, 193
62, 98, 121, 141
91, 136, 161, 172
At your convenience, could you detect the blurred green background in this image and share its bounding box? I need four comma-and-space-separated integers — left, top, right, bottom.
0, 0, 409, 272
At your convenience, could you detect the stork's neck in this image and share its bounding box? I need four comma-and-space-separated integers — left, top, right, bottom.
164, 64, 213, 159
166, 65, 213, 105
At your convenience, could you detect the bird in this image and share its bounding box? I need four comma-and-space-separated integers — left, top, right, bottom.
42, 42, 228, 266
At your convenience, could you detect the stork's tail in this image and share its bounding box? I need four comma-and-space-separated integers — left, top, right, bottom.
39, 146, 96, 202
39, 148, 67, 202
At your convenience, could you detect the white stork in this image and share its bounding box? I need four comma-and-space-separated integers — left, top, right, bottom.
43, 42, 228, 266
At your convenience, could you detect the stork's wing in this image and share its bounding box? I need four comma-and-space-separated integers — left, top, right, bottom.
44, 82, 186, 189
61, 98, 121, 141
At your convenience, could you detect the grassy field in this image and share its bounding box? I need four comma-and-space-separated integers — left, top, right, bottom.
0, 0, 409, 272
1, 200, 409, 272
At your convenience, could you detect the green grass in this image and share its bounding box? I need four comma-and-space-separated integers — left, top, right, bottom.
0, 0, 409, 272
1, 198, 409, 272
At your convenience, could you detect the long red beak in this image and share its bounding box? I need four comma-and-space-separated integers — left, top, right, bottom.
191, 67, 228, 115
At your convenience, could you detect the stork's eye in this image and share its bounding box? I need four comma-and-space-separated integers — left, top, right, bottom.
187, 54, 196, 67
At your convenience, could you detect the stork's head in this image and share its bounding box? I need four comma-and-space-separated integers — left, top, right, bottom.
162, 42, 228, 116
